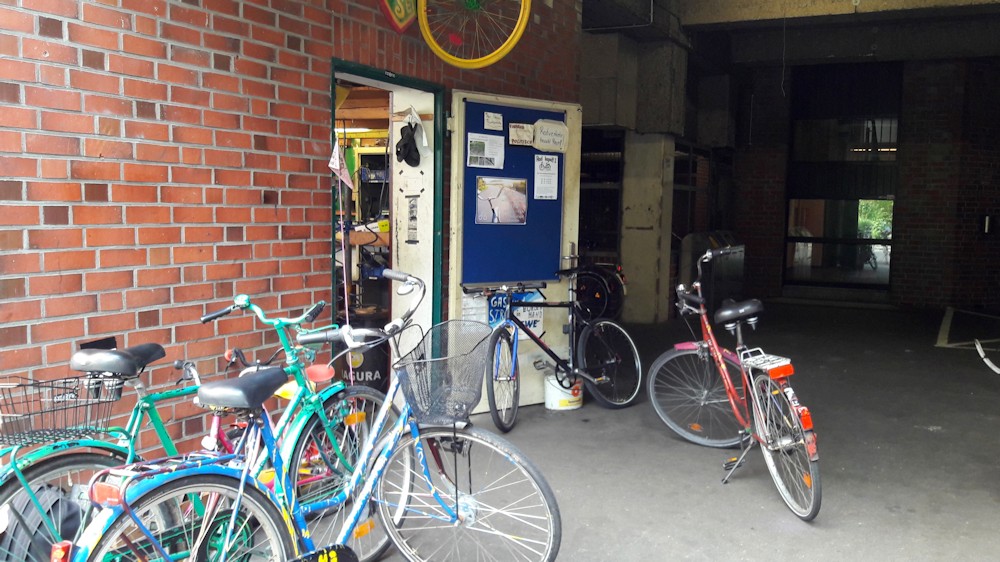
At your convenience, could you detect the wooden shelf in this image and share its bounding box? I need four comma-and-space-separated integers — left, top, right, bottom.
337, 230, 390, 247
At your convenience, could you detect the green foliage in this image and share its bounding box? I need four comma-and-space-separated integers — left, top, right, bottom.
858, 199, 893, 238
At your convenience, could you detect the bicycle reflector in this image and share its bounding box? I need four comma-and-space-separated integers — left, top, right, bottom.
91, 481, 122, 507
50, 541, 72, 561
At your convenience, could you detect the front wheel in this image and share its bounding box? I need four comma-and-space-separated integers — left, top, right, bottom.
751, 374, 821, 521
576, 320, 641, 408
646, 348, 745, 448
87, 473, 296, 561
418, 0, 532, 69
376, 426, 561, 561
485, 327, 519, 433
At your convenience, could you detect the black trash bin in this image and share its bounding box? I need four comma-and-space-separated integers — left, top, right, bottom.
338, 306, 390, 393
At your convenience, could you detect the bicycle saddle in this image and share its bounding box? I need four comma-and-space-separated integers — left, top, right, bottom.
197, 366, 287, 410
713, 298, 763, 325
69, 343, 166, 377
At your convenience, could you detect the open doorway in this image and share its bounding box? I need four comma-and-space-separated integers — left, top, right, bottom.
331, 61, 444, 386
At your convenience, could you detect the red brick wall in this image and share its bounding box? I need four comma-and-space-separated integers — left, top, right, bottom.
0, 0, 581, 452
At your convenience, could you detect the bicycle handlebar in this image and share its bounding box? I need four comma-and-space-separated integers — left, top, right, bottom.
296, 268, 425, 349
201, 304, 236, 323
462, 282, 547, 296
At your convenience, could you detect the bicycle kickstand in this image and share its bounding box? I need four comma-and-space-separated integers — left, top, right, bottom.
721, 433, 754, 484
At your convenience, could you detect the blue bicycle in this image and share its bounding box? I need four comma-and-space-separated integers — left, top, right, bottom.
62, 269, 561, 562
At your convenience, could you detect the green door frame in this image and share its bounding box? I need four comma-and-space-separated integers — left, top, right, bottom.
330, 59, 445, 324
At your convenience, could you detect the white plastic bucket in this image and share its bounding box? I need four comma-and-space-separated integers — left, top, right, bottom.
544, 374, 583, 411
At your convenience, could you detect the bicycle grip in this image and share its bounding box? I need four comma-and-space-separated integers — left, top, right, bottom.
303, 301, 326, 323
708, 245, 742, 259
201, 305, 234, 323
297, 328, 343, 346
380, 268, 410, 282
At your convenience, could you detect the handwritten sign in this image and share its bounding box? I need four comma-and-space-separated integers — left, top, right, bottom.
532, 119, 568, 153
487, 292, 544, 339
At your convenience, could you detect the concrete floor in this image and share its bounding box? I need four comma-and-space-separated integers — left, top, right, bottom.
389, 301, 1000, 561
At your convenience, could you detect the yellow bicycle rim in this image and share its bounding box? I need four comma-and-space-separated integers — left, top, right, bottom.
418, 0, 531, 69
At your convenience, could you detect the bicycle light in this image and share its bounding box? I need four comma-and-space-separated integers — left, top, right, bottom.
49, 541, 72, 561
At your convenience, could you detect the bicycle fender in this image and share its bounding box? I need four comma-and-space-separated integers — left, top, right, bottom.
0, 440, 130, 487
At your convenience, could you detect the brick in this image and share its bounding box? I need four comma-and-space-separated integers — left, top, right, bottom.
125, 206, 171, 224
0, 82, 20, 103
172, 126, 212, 145
0, 252, 39, 275
82, 49, 105, 70
43, 249, 96, 271
171, 167, 211, 184
138, 226, 181, 244
0, 130, 20, 152
137, 266, 180, 287
43, 206, 68, 225
125, 79, 167, 101
70, 69, 121, 94
107, 54, 154, 79
84, 183, 108, 202
0, 205, 40, 225
172, 206, 213, 222
126, 121, 170, 142
0, 277, 26, 299
84, 138, 133, 159
28, 273, 83, 296
0, 229, 21, 250
31, 318, 85, 342
170, 85, 210, 107
82, 4, 133, 30
111, 184, 158, 203
85, 226, 135, 246
0, 299, 41, 324
26, 134, 80, 156
123, 34, 165, 58
84, 94, 132, 117
183, 226, 223, 243
70, 160, 121, 181
85, 269, 133, 291
157, 63, 199, 86
88, 311, 136, 336
1, 107, 37, 129
205, 149, 242, 167
24, 86, 81, 111
215, 244, 251, 261
125, 287, 171, 308
40, 159, 70, 179
28, 227, 83, 248
123, 163, 168, 182
41, 112, 94, 134
0, 7, 33, 32
67, 22, 119, 50
22, 38, 78, 64
45, 293, 97, 316
0, 325, 27, 347
161, 185, 203, 204
174, 245, 212, 264
73, 204, 123, 225
173, 282, 213, 302
100, 248, 147, 267
0, 347, 42, 371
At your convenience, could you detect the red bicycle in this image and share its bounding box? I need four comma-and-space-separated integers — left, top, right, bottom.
646, 246, 821, 521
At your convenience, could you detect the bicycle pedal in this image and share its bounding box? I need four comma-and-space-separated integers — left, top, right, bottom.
722, 457, 745, 471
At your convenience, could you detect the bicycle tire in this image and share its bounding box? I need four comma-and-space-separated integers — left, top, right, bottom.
751, 374, 821, 520
87, 473, 295, 561
485, 327, 520, 432
289, 385, 398, 562
646, 347, 745, 448
596, 265, 626, 320
0, 451, 126, 561
376, 425, 561, 561
574, 271, 609, 321
576, 320, 642, 408
417, 0, 531, 69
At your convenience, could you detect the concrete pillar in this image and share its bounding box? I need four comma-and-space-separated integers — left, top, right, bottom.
620, 131, 674, 323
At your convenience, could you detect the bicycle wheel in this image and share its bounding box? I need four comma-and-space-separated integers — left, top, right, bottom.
418, 0, 532, 69
596, 266, 626, 320
0, 451, 125, 561
646, 347, 745, 448
88, 473, 295, 561
289, 385, 398, 562
573, 271, 609, 321
376, 426, 561, 561
751, 374, 821, 520
576, 320, 641, 408
485, 327, 520, 432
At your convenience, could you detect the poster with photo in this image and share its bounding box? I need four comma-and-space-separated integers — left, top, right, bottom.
474, 176, 528, 225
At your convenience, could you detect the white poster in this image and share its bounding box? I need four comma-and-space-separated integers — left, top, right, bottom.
534, 155, 559, 200
467, 133, 505, 169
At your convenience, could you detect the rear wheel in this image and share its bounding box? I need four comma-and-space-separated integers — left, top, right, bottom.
376, 426, 561, 561
573, 271, 609, 321
576, 320, 641, 408
751, 375, 821, 520
0, 451, 125, 561
646, 347, 745, 448
485, 327, 519, 433
88, 474, 295, 561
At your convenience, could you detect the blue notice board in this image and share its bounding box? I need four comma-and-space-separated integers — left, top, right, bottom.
461, 100, 565, 284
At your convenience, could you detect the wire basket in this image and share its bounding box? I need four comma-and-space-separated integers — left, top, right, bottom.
0, 376, 123, 446
393, 320, 493, 425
